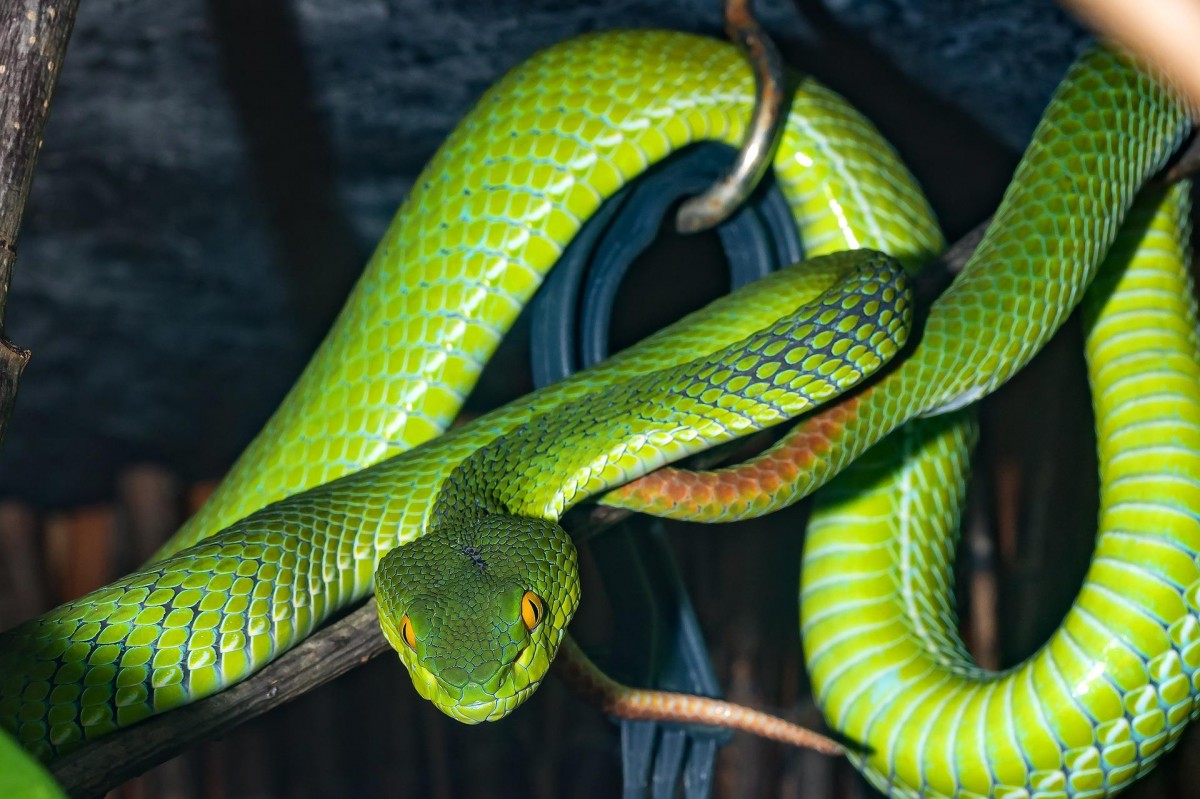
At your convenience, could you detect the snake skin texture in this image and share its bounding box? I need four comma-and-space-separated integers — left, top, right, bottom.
803, 184, 1200, 797
2, 28, 1192, 798
0, 31, 940, 759
595, 42, 1199, 797
371, 253, 909, 722
152, 30, 941, 560
601, 46, 1191, 522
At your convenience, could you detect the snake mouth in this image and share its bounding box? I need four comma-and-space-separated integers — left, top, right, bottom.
425, 652, 546, 724
441, 692, 504, 724
458, 698, 498, 715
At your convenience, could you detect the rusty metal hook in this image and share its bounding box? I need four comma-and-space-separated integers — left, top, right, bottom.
675, 0, 787, 233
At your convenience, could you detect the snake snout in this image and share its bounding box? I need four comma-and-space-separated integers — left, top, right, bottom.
470, 659, 504, 684
437, 666, 471, 688
435, 659, 504, 688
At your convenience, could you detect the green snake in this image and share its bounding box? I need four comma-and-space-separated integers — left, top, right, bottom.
804, 182, 1200, 796
0, 27, 1196, 798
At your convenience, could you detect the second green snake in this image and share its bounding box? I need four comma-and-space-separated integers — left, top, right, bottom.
1, 29, 1197, 799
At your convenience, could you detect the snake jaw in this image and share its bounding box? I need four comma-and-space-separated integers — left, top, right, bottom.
400, 635, 559, 724
418, 610, 573, 724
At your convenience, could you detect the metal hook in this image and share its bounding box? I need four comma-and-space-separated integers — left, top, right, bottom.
675, 0, 787, 234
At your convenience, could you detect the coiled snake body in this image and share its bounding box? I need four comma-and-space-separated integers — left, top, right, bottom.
0, 29, 1196, 798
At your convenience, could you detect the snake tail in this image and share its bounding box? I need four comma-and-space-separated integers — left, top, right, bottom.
556, 636, 844, 755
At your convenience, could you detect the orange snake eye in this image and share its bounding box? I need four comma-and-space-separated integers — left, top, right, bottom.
521, 591, 544, 630
400, 614, 417, 651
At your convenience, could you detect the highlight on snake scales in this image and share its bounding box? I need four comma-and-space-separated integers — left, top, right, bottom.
1, 3, 1199, 798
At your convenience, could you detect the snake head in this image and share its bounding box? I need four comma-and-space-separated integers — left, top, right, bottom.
375, 512, 579, 723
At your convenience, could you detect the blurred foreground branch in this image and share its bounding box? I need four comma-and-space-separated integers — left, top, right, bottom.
1062, 0, 1200, 110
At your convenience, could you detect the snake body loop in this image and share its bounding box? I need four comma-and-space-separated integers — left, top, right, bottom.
602, 45, 1192, 522
0, 29, 1196, 799
0, 31, 936, 758
804, 184, 1200, 797
376, 250, 911, 722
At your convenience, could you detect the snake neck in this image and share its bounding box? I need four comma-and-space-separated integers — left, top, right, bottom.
427, 445, 516, 529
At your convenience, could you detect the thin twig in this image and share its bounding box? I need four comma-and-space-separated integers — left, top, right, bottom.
675, 0, 786, 233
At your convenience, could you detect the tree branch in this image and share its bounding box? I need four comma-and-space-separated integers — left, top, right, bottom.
0, 0, 78, 442
0, 3, 78, 797
51, 598, 389, 799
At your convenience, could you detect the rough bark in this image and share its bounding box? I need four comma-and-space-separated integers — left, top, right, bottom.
0, 0, 79, 442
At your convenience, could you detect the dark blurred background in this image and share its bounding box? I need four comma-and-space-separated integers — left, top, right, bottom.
2, 0, 1197, 797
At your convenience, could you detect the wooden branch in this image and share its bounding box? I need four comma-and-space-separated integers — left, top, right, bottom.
0, 2, 77, 796
51, 598, 391, 799
0, 0, 79, 442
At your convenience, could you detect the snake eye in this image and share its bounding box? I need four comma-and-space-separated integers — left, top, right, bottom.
400, 614, 417, 651
521, 591, 544, 630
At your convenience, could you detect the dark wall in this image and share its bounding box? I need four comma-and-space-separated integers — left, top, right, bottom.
1, 0, 1086, 504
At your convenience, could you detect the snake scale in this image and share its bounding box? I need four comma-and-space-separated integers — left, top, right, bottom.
0, 27, 1196, 798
